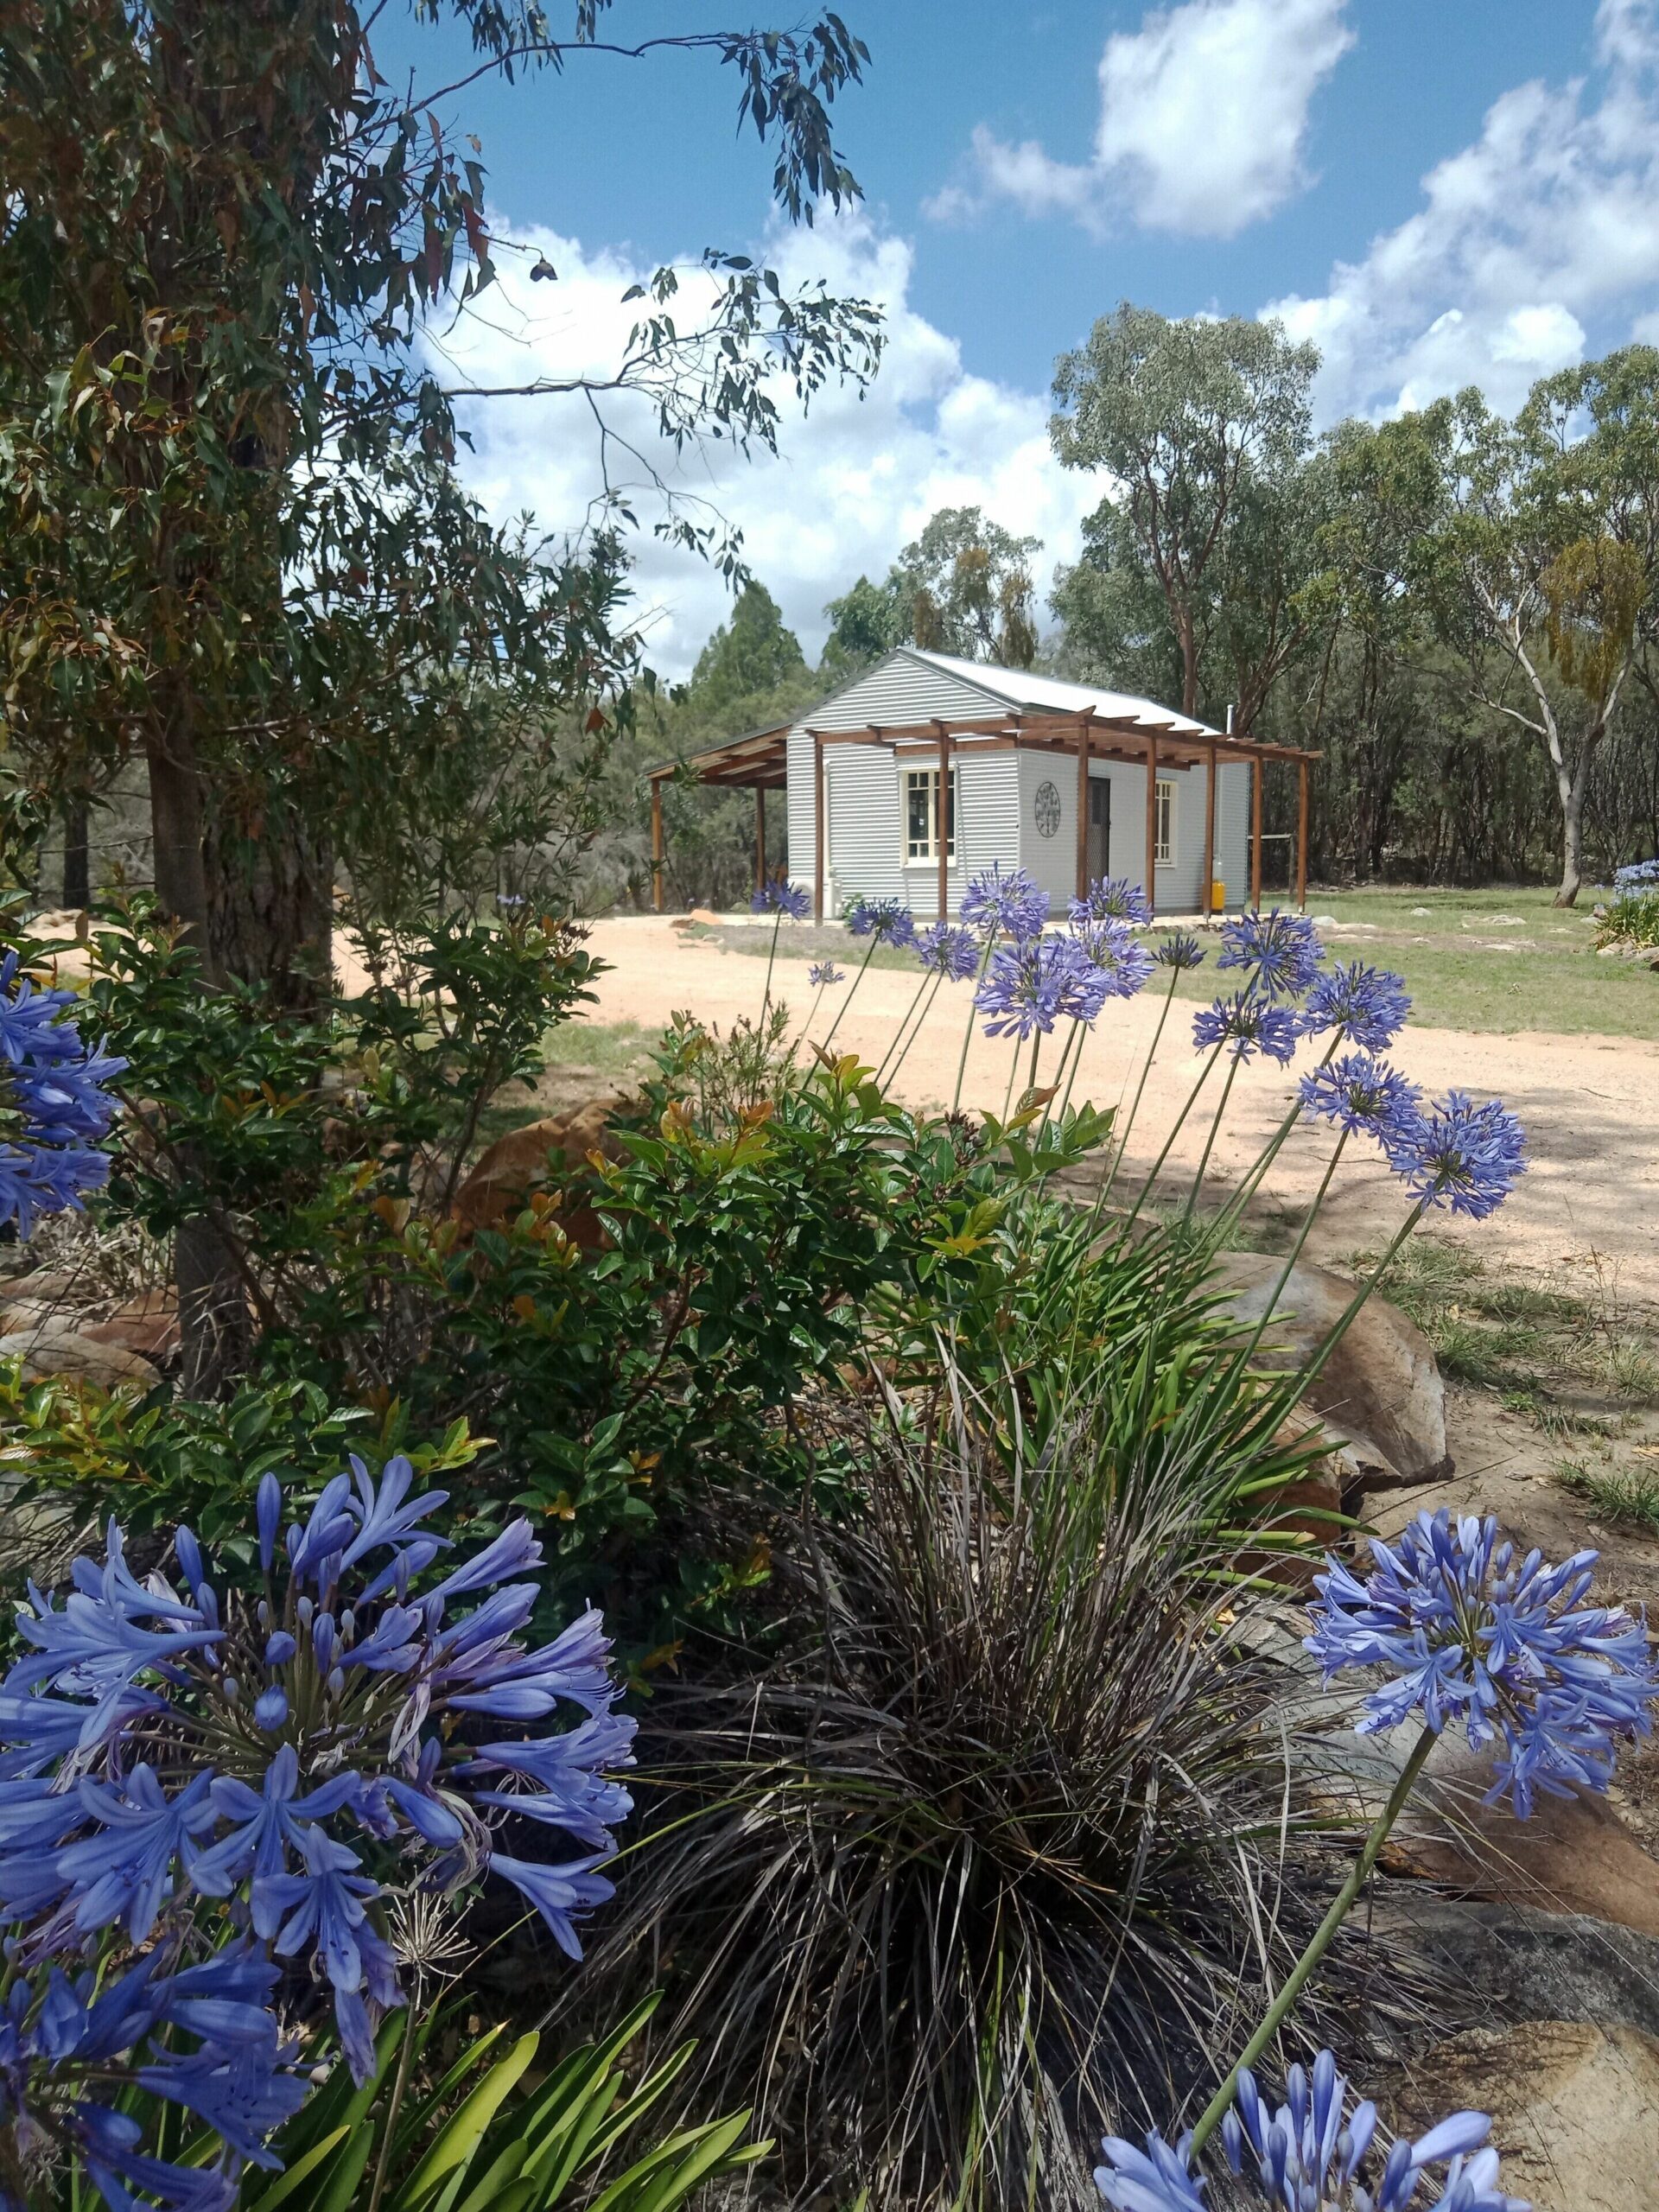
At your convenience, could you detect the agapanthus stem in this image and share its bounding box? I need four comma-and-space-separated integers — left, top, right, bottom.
1001, 1037, 1021, 1125
1052, 1017, 1086, 1128
1028, 1029, 1043, 1096
760, 910, 783, 1022
1292, 1198, 1427, 1406
1188, 1721, 1436, 2158
1184, 1054, 1241, 1221
1122, 1042, 1224, 1229
819, 940, 878, 1056
952, 935, 997, 1114
1208, 1032, 1344, 1250
1232, 1128, 1350, 1378
367, 1998, 422, 2212
878, 970, 938, 1088
1101, 966, 1180, 1209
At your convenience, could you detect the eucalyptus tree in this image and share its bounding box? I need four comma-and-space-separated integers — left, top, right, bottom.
1049, 305, 1319, 718
0, 0, 880, 994
0, 0, 880, 1385
821, 506, 1043, 672
1421, 351, 1659, 905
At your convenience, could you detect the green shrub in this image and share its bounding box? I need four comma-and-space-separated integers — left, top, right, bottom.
1596, 887, 1659, 949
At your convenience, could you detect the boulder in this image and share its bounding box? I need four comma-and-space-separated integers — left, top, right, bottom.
0, 1319, 162, 1391
450, 1097, 632, 1240
1211, 1251, 1450, 1491
1385, 2021, 1659, 2212
688, 907, 724, 929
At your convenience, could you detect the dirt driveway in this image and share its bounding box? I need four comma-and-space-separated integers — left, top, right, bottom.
579, 917, 1659, 1309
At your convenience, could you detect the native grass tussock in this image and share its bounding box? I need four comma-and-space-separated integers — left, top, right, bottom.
577, 1360, 1360, 2212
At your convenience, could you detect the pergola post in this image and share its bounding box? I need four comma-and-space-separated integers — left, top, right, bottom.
813, 731, 825, 924
1075, 716, 1090, 902
1250, 747, 1264, 910
1296, 758, 1310, 913
1143, 728, 1159, 920
935, 720, 950, 921
650, 776, 665, 913
754, 786, 767, 895
1201, 745, 1217, 922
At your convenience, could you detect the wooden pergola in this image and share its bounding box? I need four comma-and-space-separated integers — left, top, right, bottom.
647, 711, 1319, 922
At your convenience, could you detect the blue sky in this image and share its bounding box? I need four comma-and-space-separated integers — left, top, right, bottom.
374, 2, 1659, 671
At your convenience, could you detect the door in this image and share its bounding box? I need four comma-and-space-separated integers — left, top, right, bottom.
1087, 777, 1110, 881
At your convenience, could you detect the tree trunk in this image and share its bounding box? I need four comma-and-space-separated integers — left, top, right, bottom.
1554, 776, 1586, 907
1178, 608, 1198, 719
61, 797, 89, 911
204, 794, 334, 1014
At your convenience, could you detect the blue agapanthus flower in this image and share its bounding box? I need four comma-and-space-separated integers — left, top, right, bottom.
807, 960, 845, 988
1307, 1508, 1657, 1817
1074, 919, 1155, 1001
1154, 929, 1206, 973
1068, 876, 1152, 929
0, 1459, 634, 2088
915, 923, 980, 980
977, 934, 1102, 1039
1192, 991, 1300, 1065
1300, 961, 1411, 1052
960, 865, 1049, 944
1387, 1090, 1526, 1219
1614, 855, 1659, 889
1217, 910, 1324, 1002
845, 897, 917, 947
0, 947, 127, 1236
1096, 2050, 1526, 2211
1298, 1054, 1421, 1149
751, 877, 810, 920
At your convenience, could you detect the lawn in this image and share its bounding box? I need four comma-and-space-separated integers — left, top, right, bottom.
688, 884, 1659, 1039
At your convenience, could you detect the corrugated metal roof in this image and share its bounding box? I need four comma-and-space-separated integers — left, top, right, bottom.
903, 647, 1223, 739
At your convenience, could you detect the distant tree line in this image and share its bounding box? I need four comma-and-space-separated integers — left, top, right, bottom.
622, 310, 1659, 912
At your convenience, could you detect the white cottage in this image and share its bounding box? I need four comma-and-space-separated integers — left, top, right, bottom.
648, 647, 1315, 920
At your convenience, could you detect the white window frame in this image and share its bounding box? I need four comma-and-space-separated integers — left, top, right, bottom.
1154, 778, 1176, 868
902, 765, 957, 866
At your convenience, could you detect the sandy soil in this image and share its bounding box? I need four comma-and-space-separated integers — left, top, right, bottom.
575, 917, 1659, 1308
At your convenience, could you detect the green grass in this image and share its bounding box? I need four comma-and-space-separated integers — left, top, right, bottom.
1556, 1458, 1659, 1536
690, 885, 1659, 1038
540, 1016, 656, 1077
1355, 1233, 1659, 1409
1280, 884, 1656, 1039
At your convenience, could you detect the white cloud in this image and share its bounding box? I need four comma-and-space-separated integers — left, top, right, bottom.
1264, 0, 1659, 420
428, 214, 1095, 678
925, 0, 1353, 239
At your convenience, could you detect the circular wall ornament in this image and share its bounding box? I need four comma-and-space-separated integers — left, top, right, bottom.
1033, 779, 1061, 839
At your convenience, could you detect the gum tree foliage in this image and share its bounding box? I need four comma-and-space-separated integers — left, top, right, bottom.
1050, 305, 1319, 720
0, 0, 882, 994
1416, 351, 1659, 905
823, 505, 1044, 673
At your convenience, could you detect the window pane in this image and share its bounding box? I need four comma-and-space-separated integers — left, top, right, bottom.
907, 773, 930, 856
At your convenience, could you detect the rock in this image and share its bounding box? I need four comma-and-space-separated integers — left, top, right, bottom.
0, 1319, 162, 1391
450, 1097, 632, 1239
1374, 1894, 1659, 2042
28, 907, 85, 937
1410, 906, 1433, 915
1211, 1252, 1450, 1490
0, 1268, 82, 1305
1387, 1730, 1659, 1941
688, 907, 724, 928
1384, 2022, 1659, 2212
1310, 912, 1338, 926
83, 1289, 179, 1363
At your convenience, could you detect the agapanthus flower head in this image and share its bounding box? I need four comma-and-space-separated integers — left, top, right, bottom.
1307, 1507, 1658, 1817
0, 948, 128, 1237
960, 865, 1049, 944
845, 897, 916, 947
0, 1454, 635, 2093
1300, 961, 1411, 1052
1217, 909, 1325, 1002
1154, 929, 1206, 973
1096, 2051, 1525, 2212
751, 876, 810, 920
1192, 990, 1300, 1065
1613, 855, 1659, 890
976, 933, 1104, 1039
1075, 919, 1155, 1001
807, 960, 844, 988
1299, 1054, 1421, 1149
1068, 876, 1152, 929
915, 923, 981, 981
1386, 1090, 1526, 1220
